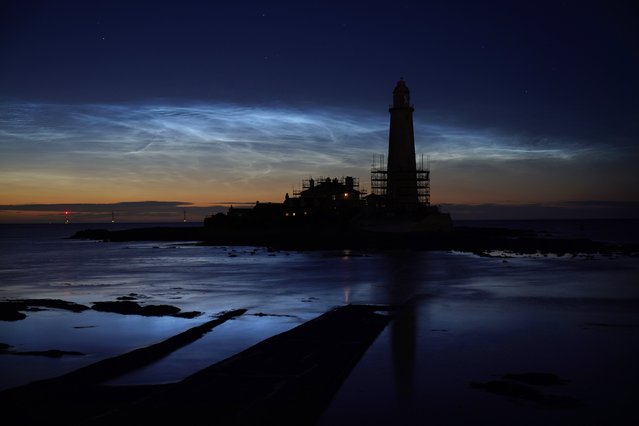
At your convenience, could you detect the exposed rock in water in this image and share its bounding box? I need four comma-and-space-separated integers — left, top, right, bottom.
7, 299, 90, 312
0, 304, 27, 321
470, 372, 580, 409
1, 299, 90, 321
502, 372, 567, 386
116, 296, 137, 301
0, 343, 84, 358
91, 300, 201, 318
471, 380, 540, 399
0, 297, 202, 320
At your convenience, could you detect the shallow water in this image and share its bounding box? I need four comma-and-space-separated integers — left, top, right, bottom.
1, 223, 638, 424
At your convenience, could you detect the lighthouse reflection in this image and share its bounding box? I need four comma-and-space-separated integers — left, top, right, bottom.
384, 251, 421, 401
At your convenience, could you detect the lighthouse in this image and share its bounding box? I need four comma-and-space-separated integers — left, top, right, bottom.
370, 79, 430, 216
386, 78, 419, 212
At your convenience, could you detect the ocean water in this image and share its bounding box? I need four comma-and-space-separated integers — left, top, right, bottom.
0, 221, 638, 424
455, 218, 639, 244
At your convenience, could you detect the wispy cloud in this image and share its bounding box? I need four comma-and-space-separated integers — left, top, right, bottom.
0, 101, 600, 170
0, 102, 386, 189
414, 122, 595, 162
0, 100, 632, 208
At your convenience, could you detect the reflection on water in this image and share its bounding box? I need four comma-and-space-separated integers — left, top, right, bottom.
343, 286, 350, 304
105, 314, 299, 386
1, 224, 639, 425
319, 251, 639, 426
382, 253, 420, 401
391, 305, 417, 401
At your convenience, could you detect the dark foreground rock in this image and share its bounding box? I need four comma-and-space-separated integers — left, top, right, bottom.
0, 299, 90, 321
1, 298, 201, 321
502, 372, 568, 386
0, 305, 26, 321
471, 371, 580, 409
0, 344, 85, 358
91, 300, 201, 318
0, 304, 390, 425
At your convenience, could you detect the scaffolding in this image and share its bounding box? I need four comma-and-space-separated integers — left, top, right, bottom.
370, 154, 430, 205
370, 154, 388, 197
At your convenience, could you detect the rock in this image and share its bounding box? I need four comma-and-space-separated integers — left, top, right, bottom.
1, 299, 90, 321
470, 373, 580, 409
116, 296, 137, 301
15, 349, 85, 358
91, 301, 199, 318
0, 343, 85, 358
470, 380, 540, 399
502, 372, 567, 386
0, 304, 27, 321
172, 311, 202, 319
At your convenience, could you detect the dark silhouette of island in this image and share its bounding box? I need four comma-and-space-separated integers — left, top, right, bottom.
204, 78, 452, 232
70, 81, 638, 256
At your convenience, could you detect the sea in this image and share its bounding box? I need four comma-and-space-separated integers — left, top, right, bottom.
0, 219, 638, 425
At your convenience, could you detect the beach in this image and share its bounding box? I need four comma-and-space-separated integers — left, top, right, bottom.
1, 221, 638, 424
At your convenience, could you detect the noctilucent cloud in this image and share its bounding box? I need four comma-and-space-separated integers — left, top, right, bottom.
1, 1, 637, 222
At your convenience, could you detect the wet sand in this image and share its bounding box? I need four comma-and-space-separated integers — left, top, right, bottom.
3, 224, 638, 425
0, 304, 391, 425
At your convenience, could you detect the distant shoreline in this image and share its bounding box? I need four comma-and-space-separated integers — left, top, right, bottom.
69, 224, 639, 257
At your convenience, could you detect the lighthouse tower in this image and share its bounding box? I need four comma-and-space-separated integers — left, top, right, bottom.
370, 79, 430, 217
387, 78, 419, 212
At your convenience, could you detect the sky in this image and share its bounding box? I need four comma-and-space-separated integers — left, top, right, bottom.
1, 0, 638, 222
